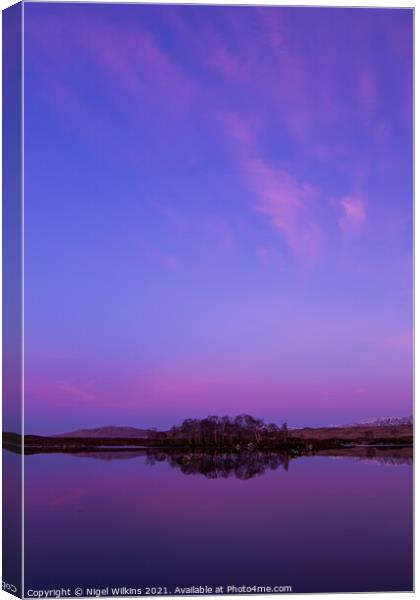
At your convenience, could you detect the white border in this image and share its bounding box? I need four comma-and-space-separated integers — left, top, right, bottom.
0, 2, 415, 600
21, 1, 25, 597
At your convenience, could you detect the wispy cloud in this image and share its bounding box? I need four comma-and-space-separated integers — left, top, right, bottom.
81, 20, 195, 116
358, 69, 377, 112
26, 12, 196, 146
245, 158, 322, 261
198, 26, 245, 81
339, 196, 366, 233
154, 202, 188, 236
55, 380, 96, 402
201, 218, 236, 251
135, 236, 183, 271
385, 333, 412, 350
223, 113, 323, 262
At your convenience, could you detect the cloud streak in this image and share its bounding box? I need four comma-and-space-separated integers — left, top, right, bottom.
245, 158, 323, 261
339, 196, 366, 233
223, 113, 323, 262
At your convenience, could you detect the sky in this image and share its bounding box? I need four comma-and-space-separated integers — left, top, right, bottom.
23, 4, 413, 434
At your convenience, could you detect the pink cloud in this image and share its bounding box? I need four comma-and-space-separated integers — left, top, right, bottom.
26, 13, 196, 145
26, 376, 97, 405
209, 10, 315, 144
257, 10, 312, 139
245, 158, 322, 261
147, 375, 220, 398
373, 121, 390, 143
221, 112, 258, 148
56, 381, 96, 402
222, 113, 323, 262
80, 21, 195, 116
41, 78, 107, 145
201, 219, 235, 251
154, 203, 235, 253
358, 69, 377, 112
385, 333, 412, 350
339, 196, 366, 233
135, 236, 183, 271
199, 26, 244, 81
154, 202, 188, 235
256, 246, 285, 269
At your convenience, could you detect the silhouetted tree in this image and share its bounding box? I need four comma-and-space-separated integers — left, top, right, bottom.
281, 422, 288, 443
164, 415, 294, 449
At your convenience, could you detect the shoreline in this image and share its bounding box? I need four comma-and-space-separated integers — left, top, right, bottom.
2, 427, 413, 457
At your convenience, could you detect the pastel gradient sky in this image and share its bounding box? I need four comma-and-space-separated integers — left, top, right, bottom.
24, 4, 413, 434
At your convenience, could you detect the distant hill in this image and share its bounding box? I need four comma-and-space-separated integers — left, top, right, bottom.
350, 416, 413, 428
3, 415, 412, 457
54, 426, 154, 438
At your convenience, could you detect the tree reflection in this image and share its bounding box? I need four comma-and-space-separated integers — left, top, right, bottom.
145, 449, 291, 479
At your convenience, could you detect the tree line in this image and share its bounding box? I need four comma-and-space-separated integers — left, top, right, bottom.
149, 414, 289, 448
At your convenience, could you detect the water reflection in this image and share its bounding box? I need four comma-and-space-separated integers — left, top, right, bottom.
146, 449, 291, 479
21, 448, 413, 593
66, 446, 413, 477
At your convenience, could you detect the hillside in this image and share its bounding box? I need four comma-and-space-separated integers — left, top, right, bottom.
289, 423, 413, 442
53, 425, 153, 438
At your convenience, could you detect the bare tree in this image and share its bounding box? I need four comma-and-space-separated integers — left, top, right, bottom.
281, 422, 288, 444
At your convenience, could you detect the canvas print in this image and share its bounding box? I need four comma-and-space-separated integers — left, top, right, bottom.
3, 2, 413, 597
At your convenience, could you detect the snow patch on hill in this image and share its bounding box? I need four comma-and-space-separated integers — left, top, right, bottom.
349, 416, 413, 427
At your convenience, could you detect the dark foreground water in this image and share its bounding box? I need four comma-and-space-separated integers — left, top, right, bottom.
20, 450, 412, 594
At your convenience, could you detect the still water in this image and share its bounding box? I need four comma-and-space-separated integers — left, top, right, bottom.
22, 451, 412, 594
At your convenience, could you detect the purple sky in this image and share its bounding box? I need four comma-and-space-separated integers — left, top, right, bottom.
24, 4, 413, 434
